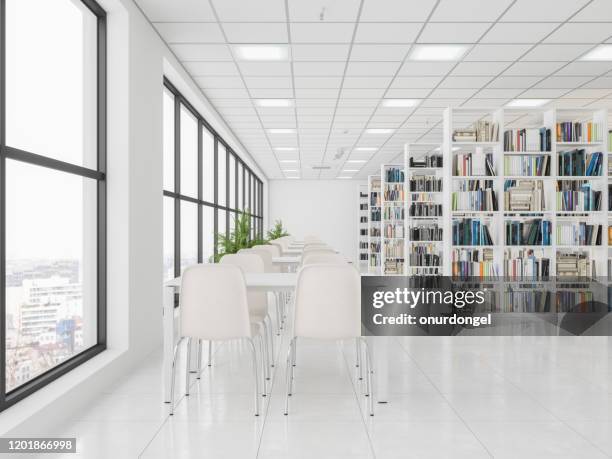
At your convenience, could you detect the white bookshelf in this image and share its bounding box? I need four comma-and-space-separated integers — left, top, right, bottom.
358, 184, 369, 273
380, 163, 406, 275
367, 175, 381, 274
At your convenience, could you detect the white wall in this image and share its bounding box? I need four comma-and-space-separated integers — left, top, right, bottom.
269, 180, 366, 262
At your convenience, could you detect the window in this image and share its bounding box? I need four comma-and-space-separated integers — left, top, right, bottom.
162, 79, 264, 278
1, 0, 106, 410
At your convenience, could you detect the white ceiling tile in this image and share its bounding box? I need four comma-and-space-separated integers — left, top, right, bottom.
237, 62, 292, 76
431, 0, 513, 21
385, 88, 432, 98
296, 99, 338, 107
293, 77, 342, 88
519, 88, 570, 98
501, 0, 590, 21
481, 22, 559, 43
346, 61, 401, 76
451, 61, 509, 76
340, 87, 386, 98
390, 76, 442, 88
244, 77, 293, 89
555, 61, 612, 76
288, 0, 361, 21
223, 23, 288, 43
343, 77, 393, 88
294, 88, 340, 98
521, 44, 592, 61
504, 61, 565, 76
185, 61, 239, 76
534, 76, 593, 88
171, 44, 233, 61
211, 0, 286, 21
196, 76, 245, 88
487, 76, 541, 88
473, 88, 523, 98
290, 23, 355, 43
360, 0, 437, 21
461, 98, 506, 107
204, 88, 250, 99
571, 0, 612, 21
465, 44, 531, 61
354, 23, 421, 43
135, 0, 216, 21
336, 99, 379, 107
154, 23, 225, 43
438, 76, 491, 89
564, 88, 612, 98
350, 44, 408, 61
297, 107, 335, 115
582, 77, 612, 89
293, 61, 346, 76
399, 61, 455, 75
418, 22, 491, 43
209, 98, 252, 107
429, 88, 478, 98
544, 23, 612, 44
249, 87, 294, 98
291, 44, 350, 61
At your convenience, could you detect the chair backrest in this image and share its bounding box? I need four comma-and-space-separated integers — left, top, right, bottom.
242, 247, 275, 273
269, 239, 286, 255
180, 264, 251, 340
219, 253, 267, 316
293, 264, 361, 339
304, 235, 320, 244
303, 246, 334, 254
302, 253, 346, 266
257, 243, 281, 257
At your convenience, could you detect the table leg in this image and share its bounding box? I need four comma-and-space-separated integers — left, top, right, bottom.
163, 287, 175, 403
372, 336, 389, 403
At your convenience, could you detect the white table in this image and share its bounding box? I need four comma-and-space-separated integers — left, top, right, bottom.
272, 256, 301, 265
162, 273, 388, 404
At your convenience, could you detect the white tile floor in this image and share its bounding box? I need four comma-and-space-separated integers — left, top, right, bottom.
33, 332, 612, 458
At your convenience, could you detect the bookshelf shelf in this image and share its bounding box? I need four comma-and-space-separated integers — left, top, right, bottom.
358, 184, 369, 273
367, 176, 381, 274
381, 163, 406, 275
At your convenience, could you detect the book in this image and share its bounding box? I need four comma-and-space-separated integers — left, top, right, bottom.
503, 154, 550, 176
557, 149, 602, 176
452, 179, 498, 211
451, 248, 497, 277
452, 218, 494, 246
505, 219, 551, 246
556, 222, 602, 246
503, 180, 545, 211
504, 248, 550, 279
556, 180, 601, 211
556, 121, 602, 143
409, 154, 443, 168
504, 127, 551, 152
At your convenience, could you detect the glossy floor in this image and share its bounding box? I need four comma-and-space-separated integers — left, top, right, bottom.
38, 333, 612, 458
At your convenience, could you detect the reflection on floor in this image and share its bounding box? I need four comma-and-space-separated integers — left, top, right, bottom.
31, 332, 612, 458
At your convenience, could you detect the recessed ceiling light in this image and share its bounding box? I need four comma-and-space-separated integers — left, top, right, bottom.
347, 159, 367, 163
268, 129, 295, 134
280, 159, 297, 163
382, 99, 420, 108
343, 169, 359, 173
234, 45, 288, 61
255, 99, 293, 107
286, 176, 300, 179
355, 147, 377, 151
580, 44, 612, 61
275, 147, 296, 151
409, 44, 467, 61
366, 128, 394, 134
283, 169, 298, 172
338, 176, 352, 179
506, 99, 549, 108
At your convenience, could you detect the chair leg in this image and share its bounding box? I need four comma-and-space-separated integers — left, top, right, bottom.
274, 293, 282, 333
169, 337, 184, 416
289, 338, 297, 395
361, 338, 374, 416
291, 337, 297, 367
284, 337, 295, 415
356, 338, 363, 381
247, 338, 260, 417
196, 339, 202, 379
261, 321, 271, 382
257, 334, 267, 396
266, 315, 275, 367
185, 337, 192, 396
208, 341, 213, 366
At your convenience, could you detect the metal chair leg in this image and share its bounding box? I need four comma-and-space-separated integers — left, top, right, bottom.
247, 338, 260, 417
266, 315, 275, 367
284, 337, 295, 415
356, 338, 363, 381
289, 338, 296, 395
185, 337, 192, 396
261, 321, 271, 382
208, 340, 213, 366
361, 338, 374, 416
169, 337, 185, 416
291, 336, 297, 367
196, 339, 202, 379
257, 334, 267, 396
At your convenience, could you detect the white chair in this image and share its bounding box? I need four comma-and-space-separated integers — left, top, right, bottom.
284, 264, 373, 416
301, 252, 347, 266
303, 245, 335, 254
246, 246, 285, 334
170, 264, 264, 416
304, 235, 321, 244
252, 244, 288, 327
220, 253, 274, 387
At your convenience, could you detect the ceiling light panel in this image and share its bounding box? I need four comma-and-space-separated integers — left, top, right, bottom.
234, 45, 289, 61
409, 44, 468, 61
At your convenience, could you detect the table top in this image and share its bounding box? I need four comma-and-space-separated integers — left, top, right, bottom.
165, 272, 298, 290
272, 256, 301, 264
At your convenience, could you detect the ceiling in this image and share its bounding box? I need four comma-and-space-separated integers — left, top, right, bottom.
134, 0, 612, 180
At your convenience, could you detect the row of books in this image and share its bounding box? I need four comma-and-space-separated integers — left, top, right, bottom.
556, 181, 601, 211
556, 121, 602, 143
383, 206, 404, 220
370, 192, 380, 207
369, 253, 380, 268
451, 248, 498, 278
453, 151, 495, 176
410, 192, 441, 203
408, 244, 441, 267
383, 223, 404, 239
500, 291, 552, 313
504, 249, 550, 279
408, 224, 443, 241
505, 220, 551, 246
452, 219, 494, 246
503, 155, 551, 176
383, 239, 404, 259
409, 203, 442, 216
557, 291, 596, 313
556, 223, 602, 246
409, 154, 443, 168
370, 208, 381, 222
369, 227, 380, 237
385, 167, 404, 183
384, 260, 403, 274
503, 128, 551, 152
452, 180, 498, 211
359, 203, 368, 211
409, 176, 442, 192
453, 120, 499, 142
556, 251, 591, 277
558, 150, 603, 176
609, 184, 612, 211
504, 180, 545, 211
383, 184, 404, 202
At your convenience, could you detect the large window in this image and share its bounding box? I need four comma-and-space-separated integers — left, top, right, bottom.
1, 0, 106, 410
163, 79, 264, 279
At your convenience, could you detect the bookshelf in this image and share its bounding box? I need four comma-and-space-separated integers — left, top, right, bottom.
367, 175, 381, 274
381, 164, 406, 275
358, 184, 369, 273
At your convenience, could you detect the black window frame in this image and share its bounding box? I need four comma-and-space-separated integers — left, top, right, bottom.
163, 78, 264, 281
0, 0, 107, 412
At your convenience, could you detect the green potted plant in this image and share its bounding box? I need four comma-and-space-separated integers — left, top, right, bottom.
267, 219, 289, 240
215, 210, 268, 262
